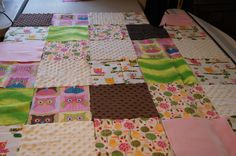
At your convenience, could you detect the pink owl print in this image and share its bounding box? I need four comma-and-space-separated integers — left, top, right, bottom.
6, 77, 29, 88
32, 96, 57, 114
12, 64, 35, 76
60, 94, 89, 112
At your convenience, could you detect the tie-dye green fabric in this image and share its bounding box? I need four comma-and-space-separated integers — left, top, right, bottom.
0, 88, 34, 125
138, 58, 198, 85
46, 26, 88, 41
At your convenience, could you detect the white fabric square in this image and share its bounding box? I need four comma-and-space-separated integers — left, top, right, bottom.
203, 85, 236, 117
173, 38, 229, 60
35, 59, 91, 88
89, 40, 137, 61
18, 121, 96, 156
89, 12, 125, 25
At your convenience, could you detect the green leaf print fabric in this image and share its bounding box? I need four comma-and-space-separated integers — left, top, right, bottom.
46, 25, 88, 41
0, 88, 34, 125
138, 58, 198, 85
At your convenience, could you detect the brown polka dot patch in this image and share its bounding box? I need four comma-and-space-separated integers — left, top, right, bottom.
13, 14, 53, 27
126, 24, 170, 40
90, 83, 158, 119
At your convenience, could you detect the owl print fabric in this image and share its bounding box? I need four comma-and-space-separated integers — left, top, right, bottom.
29, 86, 91, 124
1, 11, 235, 156
0, 62, 39, 88
52, 13, 89, 26
90, 60, 144, 85
132, 38, 181, 59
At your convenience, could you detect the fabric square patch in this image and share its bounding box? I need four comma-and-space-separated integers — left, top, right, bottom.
90, 60, 144, 85
133, 38, 181, 59
89, 12, 125, 25
162, 117, 236, 156
165, 25, 207, 40
90, 83, 158, 119
58, 111, 91, 122
0, 41, 44, 62
203, 85, 236, 117
124, 12, 149, 25
46, 26, 88, 41
4, 63, 39, 88
42, 41, 89, 61
52, 13, 88, 26
90, 61, 124, 85
120, 60, 144, 84
18, 121, 96, 156
89, 40, 137, 61
185, 58, 236, 85
138, 58, 198, 85
0, 125, 23, 156
35, 59, 91, 88
59, 86, 90, 112
89, 24, 128, 41
4, 27, 48, 42
94, 117, 171, 156
13, 14, 53, 27
0, 88, 34, 125
126, 25, 170, 40
148, 83, 219, 120
0, 62, 12, 87
30, 87, 60, 116
173, 38, 229, 60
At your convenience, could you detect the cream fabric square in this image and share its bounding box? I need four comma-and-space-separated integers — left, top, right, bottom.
203, 85, 236, 117
18, 121, 96, 156
35, 59, 91, 88
173, 38, 229, 60
89, 12, 125, 25
89, 40, 137, 61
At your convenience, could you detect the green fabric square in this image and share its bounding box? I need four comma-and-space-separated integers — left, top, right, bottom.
138, 58, 198, 84
46, 26, 88, 41
0, 88, 34, 125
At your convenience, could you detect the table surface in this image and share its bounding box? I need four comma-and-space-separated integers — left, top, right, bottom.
23, 0, 142, 13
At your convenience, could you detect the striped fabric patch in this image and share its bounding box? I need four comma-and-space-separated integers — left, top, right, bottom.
46, 25, 88, 41
138, 58, 198, 84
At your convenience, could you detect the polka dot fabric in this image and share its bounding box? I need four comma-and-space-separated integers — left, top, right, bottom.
35, 59, 91, 88
90, 83, 159, 119
89, 40, 137, 61
13, 14, 53, 27
18, 121, 96, 156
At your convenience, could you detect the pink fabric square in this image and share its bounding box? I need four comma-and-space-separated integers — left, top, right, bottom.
163, 117, 236, 156
160, 13, 193, 26
0, 41, 44, 62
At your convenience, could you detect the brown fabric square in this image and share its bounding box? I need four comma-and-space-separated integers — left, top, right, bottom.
90, 83, 158, 119
126, 24, 170, 40
13, 14, 53, 27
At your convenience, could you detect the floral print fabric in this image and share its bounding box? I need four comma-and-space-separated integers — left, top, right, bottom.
124, 12, 149, 25
148, 83, 219, 120
185, 58, 236, 85
89, 24, 129, 41
90, 60, 144, 85
0, 125, 23, 156
165, 25, 207, 40
42, 41, 89, 61
94, 117, 171, 156
4, 27, 48, 42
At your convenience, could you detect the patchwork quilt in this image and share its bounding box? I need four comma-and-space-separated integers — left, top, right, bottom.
0, 10, 235, 156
